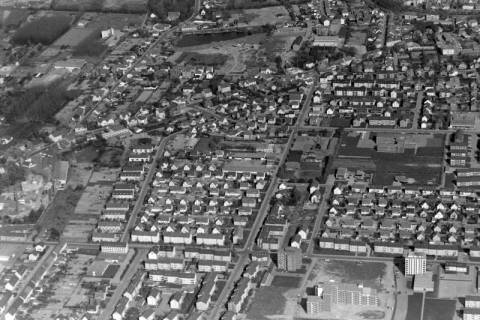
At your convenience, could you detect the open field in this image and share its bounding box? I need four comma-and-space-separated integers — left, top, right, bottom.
28, 253, 96, 320
66, 163, 93, 188
423, 298, 456, 320
271, 275, 302, 288
437, 270, 477, 299
406, 293, 456, 320
227, 0, 297, 9
53, 27, 96, 47
299, 259, 394, 320
260, 33, 295, 62
177, 31, 259, 47
37, 187, 84, 238
176, 51, 229, 66
335, 132, 444, 185
321, 260, 386, 290
0, 243, 27, 267
174, 33, 265, 74
86, 13, 144, 29
406, 293, 422, 320
246, 286, 287, 320
245, 258, 394, 320
228, 6, 291, 26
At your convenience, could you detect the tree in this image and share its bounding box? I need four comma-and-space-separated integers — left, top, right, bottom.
274, 55, 283, 72
147, 0, 193, 21
11, 15, 71, 45
0, 162, 26, 192
1, 80, 79, 124
50, 228, 60, 241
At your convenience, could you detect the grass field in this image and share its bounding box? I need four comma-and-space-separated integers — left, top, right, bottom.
228, 6, 291, 26
87, 13, 144, 29
406, 294, 456, 320
70, 146, 100, 162
177, 51, 229, 66
405, 293, 422, 320
323, 260, 386, 290
336, 133, 444, 185
53, 27, 96, 47
423, 298, 456, 320
271, 275, 302, 288
246, 286, 287, 320
38, 187, 84, 238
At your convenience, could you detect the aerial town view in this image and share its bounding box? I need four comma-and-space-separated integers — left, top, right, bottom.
4, 0, 480, 319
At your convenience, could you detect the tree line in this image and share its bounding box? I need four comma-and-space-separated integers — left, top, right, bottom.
147, 0, 193, 21
0, 81, 79, 124
11, 15, 72, 45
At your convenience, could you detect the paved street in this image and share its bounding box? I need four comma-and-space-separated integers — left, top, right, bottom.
300, 125, 475, 134
412, 91, 424, 129
307, 174, 335, 255
98, 249, 147, 320
209, 84, 315, 320
121, 130, 185, 242
2, 244, 61, 317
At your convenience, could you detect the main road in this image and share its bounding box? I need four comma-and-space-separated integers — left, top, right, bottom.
98, 249, 147, 320
299, 125, 469, 134
208, 83, 316, 320
120, 130, 186, 242
306, 174, 334, 255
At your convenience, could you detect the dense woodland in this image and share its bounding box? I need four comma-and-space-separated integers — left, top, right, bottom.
0, 81, 79, 124
0, 161, 26, 194
147, 0, 193, 21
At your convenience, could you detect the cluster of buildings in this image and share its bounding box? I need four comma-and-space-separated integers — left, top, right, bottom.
304, 11, 480, 130
318, 165, 480, 257
310, 67, 414, 128
181, 70, 313, 141
224, 262, 268, 318
111, 243, 238, 320
0, 244, 49, 317
130, 141, 278, 247
306, 282, 379, 314
89, 141, 156, 243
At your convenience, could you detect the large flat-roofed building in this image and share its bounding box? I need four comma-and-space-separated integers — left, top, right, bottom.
277, 247, 302, 272
466, 296, 480, 309
450, 112, 479, 129
222, 159, 274, 176
405, 252, 426, 275
101, 242, 128, 254
413, 271, 434, 292
318, 282, 379, 306
53, 58, 86, 72
306, 295, 331, 313
445, 262, 469, 274
464, 308, 480, 320
312, 36, 344, 47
